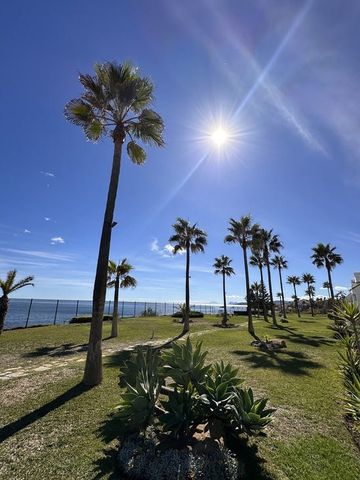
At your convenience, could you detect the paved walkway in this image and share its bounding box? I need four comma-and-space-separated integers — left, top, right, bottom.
0, 339, 167, 382
0, 321, 252, 382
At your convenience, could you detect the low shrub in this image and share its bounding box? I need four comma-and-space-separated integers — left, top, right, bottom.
116, 338, 275, 473
69, 315, 112, 324
140, 307, 157, 317
172, 310, 204, 319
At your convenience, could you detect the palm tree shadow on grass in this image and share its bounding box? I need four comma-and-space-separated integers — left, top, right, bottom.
232, 349, 322, 376
93, 413, 123, 479
275, 325, 336, 348
0, 383, 92, 442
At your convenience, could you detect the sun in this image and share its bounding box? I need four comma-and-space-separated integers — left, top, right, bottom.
211, 128, 228, 146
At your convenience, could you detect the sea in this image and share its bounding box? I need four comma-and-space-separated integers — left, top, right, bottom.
5, 299, 247, 330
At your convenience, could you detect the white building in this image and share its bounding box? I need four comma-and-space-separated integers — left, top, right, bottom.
348, 272, 360, 306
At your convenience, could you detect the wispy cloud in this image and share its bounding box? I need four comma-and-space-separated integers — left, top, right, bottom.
1, 248, 75, 262
51, 236, 65, 245
150, 238, 185, 258
24, 229, 31, 234
40, 171, 55, 177
335, 286, 348, 291
44, 217, 51, 222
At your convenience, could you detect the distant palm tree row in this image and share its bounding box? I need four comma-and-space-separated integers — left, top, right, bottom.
170, 215, 344, 339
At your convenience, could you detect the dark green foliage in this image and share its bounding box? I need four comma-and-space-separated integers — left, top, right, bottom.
141, 307, 157, 317
69, 315, 112, 324
116, 338, 275, 445
230, 388, 275, 435
339, 336, 360, 421
171, 310, 204, 318
162, 337, 210, 388
116, 348, 162, 433
160, 385, 202, 438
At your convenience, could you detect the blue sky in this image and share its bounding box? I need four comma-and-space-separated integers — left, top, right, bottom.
1, 0, 360, 303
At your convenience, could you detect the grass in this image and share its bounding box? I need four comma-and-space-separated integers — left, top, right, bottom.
0, 314, 359, 479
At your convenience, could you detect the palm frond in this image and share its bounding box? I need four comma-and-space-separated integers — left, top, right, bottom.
127, 141, 146, 165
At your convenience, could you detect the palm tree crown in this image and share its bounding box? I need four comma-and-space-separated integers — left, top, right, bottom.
169, 218, 207, 254
65, 61, 164, 160
302, 273, 315, 285
287, 275, 301, 287
271, 255, 288, 270
107, 259, 136, 289
0, 270, 34, 295
225, 215, 260, 248
213, 255, 235, 277
311, 243, 343, 270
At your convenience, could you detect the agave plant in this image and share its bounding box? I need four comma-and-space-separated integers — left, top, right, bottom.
160, 385, 202, 439
230, 388, 275, 435
117, 348, 162, 433
339, 336, 360, 420
162, 337, 211, 388
332, 301, 360, 353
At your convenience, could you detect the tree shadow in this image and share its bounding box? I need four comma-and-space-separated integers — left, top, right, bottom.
23, 342, 88, 358
232, 349, 322, 376
275, 325, 335, 347
227, 436, 274, 480
93, 412, 124, 479
0, 382, 92, 442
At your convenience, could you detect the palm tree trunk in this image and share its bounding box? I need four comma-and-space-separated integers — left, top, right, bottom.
183, 243, 190, 334
278, 268, 287, 320
83, 128, 124, 386
266, 260, 277, 326
0, 295, 9, 334
222, 271, 227, 326
111, 275, 120, 338
307, 282, 314, 316
326, 263, 335, 300
293, 285, 301, 317
259, 265, 268, 321
243, 245, 255, 337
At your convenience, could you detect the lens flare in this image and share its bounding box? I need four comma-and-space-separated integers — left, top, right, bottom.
211, 128, 228, 146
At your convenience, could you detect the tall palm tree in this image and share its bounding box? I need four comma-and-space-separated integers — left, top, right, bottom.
225, 215, 260, 338
169, 218, 207, 334
249, 250, 268, 321
322, 281, 331, 298
0, 270, 34, 333
259, 229, 282, 327
311, 243, 343, 300
305, 285, 316, 313
107, 259, 137, 338
287, 275, 301, 317
251, 281, 262, 318
271, 255, 288, 320
213, 255, 235, 326
65, 61, 164, 386
302, 273, 315, 316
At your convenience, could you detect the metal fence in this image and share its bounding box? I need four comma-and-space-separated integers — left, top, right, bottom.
6, 299, 223, 330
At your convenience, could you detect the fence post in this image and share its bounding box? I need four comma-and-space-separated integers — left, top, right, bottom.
133, 301, 137, 317
75, 299, 79, 317
121, 301, 125, 318
25, 299, 33, 328
54, 300, 59, 325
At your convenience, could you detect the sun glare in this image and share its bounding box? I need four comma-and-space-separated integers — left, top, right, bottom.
211, 128, 228, 146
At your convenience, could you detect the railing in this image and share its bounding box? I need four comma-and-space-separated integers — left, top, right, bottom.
6, 299, 230, 330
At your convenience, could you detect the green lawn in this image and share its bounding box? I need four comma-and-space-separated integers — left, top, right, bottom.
0, 314, 359, 479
